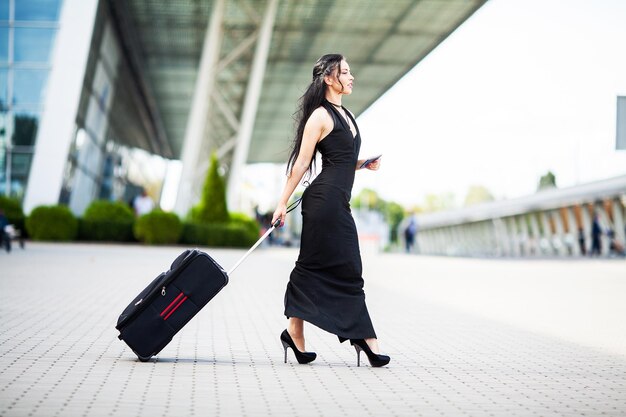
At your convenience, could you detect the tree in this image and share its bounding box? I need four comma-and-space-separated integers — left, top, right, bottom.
463, 185, 494, 207
538, 171, 557, 191
422, 192, 456, 212
352, 188, 384, 211
193, 153, 229, 223
352, 188, 405, 244
385, 201, 405, 244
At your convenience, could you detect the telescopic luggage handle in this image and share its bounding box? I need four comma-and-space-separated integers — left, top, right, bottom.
227, 197, 301, 275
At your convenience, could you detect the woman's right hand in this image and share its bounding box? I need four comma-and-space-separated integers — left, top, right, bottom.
272, 203, 287, 228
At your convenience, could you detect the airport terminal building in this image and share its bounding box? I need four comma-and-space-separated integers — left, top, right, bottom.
2, 0, 486, 215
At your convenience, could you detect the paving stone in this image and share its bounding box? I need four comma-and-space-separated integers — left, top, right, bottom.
1, 243, 625, 416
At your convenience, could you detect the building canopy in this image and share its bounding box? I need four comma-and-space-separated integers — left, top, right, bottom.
109, 0, 486, 164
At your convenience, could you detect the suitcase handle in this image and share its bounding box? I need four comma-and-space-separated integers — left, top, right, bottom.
227, 197, 301, 276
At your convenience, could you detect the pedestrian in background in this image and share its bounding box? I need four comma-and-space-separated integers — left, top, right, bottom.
404, 217, 417, 253
590, 214, 602, 256
133, 188, 154, 216
0, 209, 11, 253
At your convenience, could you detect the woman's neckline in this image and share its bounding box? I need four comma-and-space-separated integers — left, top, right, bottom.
326, 99, 342, 108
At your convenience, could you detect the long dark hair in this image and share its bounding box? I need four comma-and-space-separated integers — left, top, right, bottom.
286, 53, 344, 178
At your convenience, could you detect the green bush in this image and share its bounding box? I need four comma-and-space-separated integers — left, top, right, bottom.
180, 222, 258, 248
134, 210, 182, 245
0, 196, 26, 234
78, 200, 135, 241
84, 200, 134, 222
26, 205, 78, 241
179, 222, 211, 246
229, 212, 260, 237
191, 153, 229, 223
209, 223, 256, 248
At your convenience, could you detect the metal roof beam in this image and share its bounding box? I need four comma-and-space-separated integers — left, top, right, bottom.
227, 0, 279, 211
174, 0, 225, 216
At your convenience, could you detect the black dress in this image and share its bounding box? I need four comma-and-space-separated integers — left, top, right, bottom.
284, 101, 377, 340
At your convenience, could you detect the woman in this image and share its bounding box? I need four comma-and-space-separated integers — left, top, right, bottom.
272, 54, 390, 367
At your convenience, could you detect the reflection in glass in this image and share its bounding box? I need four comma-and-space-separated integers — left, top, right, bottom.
0, 27, 8, 62
13, 112, 39, 147
14, 69, 49, 105
0, 0, 8, 20
11, 151, 32, 176
0, 69, 7, 109
15, 28, 56, 63
15, 0, 62, 21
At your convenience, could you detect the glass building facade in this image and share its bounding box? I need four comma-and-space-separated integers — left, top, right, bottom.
0, 0, 63, 198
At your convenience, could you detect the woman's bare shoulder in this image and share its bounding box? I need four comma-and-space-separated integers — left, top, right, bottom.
305, 106, 333, 141
311, 105, 333, 121
307, 106, 333, 128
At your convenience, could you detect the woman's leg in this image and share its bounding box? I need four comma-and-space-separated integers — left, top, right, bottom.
365, 338, 380, 354
287, 317, 306, 351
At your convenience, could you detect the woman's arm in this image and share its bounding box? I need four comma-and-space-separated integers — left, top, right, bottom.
355, 158, 381, 171
272, 109, 331, 227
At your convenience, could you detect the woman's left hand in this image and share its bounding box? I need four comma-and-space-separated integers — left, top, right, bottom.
365, 158, 381, 171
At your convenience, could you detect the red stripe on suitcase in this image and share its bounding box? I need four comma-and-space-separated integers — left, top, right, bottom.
163, 296, 187, 321
160, 293, 184, 317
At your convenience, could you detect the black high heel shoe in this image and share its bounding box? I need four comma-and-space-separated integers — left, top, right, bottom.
280, 330, 316, 364
350, 339, 390, 367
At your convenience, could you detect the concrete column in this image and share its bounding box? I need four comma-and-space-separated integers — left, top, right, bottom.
455, 226, 466, 256
551, 210, 568, 256
23, 0, 99, 213
516, 216, 529, 256
174, 0, 225, 216
227, 0, 279, 212
420, 230, 430, 254
538, 211, 554, 255
506, 217, 520, 257
491, 218, 503, 256
528, 213, 541, 256
613, 197, 625, 244
565, 206, 581, 256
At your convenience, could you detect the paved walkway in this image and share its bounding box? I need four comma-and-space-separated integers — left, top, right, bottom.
1, 243, 625, 417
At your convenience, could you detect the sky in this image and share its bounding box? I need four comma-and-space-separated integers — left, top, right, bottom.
349, 0, 626, 208
187, 0, 626, 214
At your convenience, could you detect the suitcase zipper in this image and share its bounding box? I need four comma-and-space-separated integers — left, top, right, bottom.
117, 251, 199, 330
161, 293, 188, 321
160, 293, 184, 318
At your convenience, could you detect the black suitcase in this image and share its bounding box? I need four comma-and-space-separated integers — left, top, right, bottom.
115, 214, 286, 362
115, 249, 228, 361
115, 201, 299, 361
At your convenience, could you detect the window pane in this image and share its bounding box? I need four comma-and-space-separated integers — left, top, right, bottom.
14, 28, 56, 63
0, 27, 7, 62
13, 111, 40, 147
15, 0, 62, 21
0, 69, 6, 109
0, 109, 8, 146
10, 150, 33, 198
0, 0, 8, 20
13, 69, 49, 105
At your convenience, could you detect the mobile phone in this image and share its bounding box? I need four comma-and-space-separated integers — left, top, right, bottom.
359, 154, 382, 169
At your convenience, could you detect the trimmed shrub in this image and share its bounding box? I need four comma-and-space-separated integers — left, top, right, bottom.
191, 153, 229, 223
79, 200, 135, 241
179, 222, 211, 246
208, 223, 256, 248
26, 205, 78, 241
180, 222, 258, 248
0, 196, 26, 234
229, 212, 260, 238
134, 210, 182, 245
